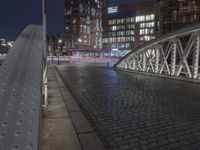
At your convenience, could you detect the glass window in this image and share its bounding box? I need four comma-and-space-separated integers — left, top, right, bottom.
108, 19, 116, 25
126, 30, 134, 36
126, 36, 134, 42
130, 17, 135, 23
126, 17, 131, 23
125, 43, 131, 48
145, 22, 155, 28
136, 16, 145, 22
140, 29, 145, 35
112, 26, 117, 31
140, 23, 145, 28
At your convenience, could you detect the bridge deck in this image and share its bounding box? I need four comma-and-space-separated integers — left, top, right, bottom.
0, 25, 43, 150
57, 64, 200, 150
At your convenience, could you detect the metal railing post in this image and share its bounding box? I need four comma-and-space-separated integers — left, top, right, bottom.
42, 0, 48, 107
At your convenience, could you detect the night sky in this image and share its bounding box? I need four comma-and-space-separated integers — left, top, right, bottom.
0, 0, 139, 39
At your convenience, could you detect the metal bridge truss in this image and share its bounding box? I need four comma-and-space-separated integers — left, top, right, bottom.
115, 24, 200, 80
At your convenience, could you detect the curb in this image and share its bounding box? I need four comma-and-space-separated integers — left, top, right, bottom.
53, 66, 106, 150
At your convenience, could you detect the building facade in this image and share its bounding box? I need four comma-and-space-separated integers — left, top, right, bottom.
64, 0, 106, 54
155, 0, 200, 35
103, 1, 155, 56
0, 37, 14, 54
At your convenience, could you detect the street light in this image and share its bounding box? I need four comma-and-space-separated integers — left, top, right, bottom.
58, 39, 62, 43
57, 39, 63, 64
78, 38, 82, 43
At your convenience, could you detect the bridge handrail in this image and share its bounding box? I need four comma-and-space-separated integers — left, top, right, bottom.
0, 25, 43, 150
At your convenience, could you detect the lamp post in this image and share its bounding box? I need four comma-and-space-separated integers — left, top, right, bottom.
57, 39, 62, 64
42, 0, 47, 58
77, 38, 82, 57
42, 0, 48, 107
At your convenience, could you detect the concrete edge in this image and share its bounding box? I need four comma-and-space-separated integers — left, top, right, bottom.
41, 66, 82, 150
53, 65, 106, 150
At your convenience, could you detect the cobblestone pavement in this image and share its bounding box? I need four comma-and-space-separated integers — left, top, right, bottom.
57, 64, 200, 150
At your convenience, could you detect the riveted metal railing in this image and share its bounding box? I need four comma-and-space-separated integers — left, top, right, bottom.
0, 25, 43, 150
114, 24, 200, 80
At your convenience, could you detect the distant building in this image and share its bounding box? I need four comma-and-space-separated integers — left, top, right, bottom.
103, 1, 155, 56
155, 0, 200, 35
0, 37, 14, 54
64, 0, 106, 55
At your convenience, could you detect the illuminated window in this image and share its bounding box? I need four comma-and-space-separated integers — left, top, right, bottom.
117, 31, 126, 36
116, 18, 125, 24
125, 25, 135, 29
117, 43, 125, 48
146, 15, 151, 21
140, 29, 145, 35
112, 26, 117, 31
117, 37, 126, 42
136, 16, 145, 22
130, 17, 135, 23
145, 22, 155, 28
126, 37, 134, 42
126, 30, 134, 36
144, 36, 151, 41
121, 18, 125, 24
140, 28, 154, 35
125, 43, 131, 48
126, 17, 131, 23
140, 23, 145, 28
151, 14, 155, 20
108, 19, 116, 25
111, 44, 117, 48
117, 19, 121, 24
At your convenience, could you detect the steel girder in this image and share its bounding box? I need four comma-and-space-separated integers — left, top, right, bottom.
115, 24, 200, 80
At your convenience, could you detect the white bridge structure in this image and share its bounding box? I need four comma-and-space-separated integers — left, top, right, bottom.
115, 24, 200, 80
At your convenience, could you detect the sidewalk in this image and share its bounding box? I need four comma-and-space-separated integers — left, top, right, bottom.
41, 64, 105, 150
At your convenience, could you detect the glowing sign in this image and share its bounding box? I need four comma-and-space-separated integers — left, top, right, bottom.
108, 6, 118, 14
112, 48, 118, 51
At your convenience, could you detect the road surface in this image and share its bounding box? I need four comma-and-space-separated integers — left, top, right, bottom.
57, 64, 200, 150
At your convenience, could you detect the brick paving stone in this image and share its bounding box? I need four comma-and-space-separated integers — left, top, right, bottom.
169, 142, 182, 149
159, 145, 171, 150
158, 139, 170, 146
57, 64, 200, 150
140, 145, 149, 150
120, 145, 130, 150
130, 147, 140, 150
128, 138, 139, 143
149, 143, 159, 149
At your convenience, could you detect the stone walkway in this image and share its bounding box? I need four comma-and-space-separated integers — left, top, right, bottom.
41, 65, 105, 150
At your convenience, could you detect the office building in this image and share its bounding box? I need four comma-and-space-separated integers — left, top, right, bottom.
103, 1, 155, 56
155, 0, 200, 34
64, 0, 106, 55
